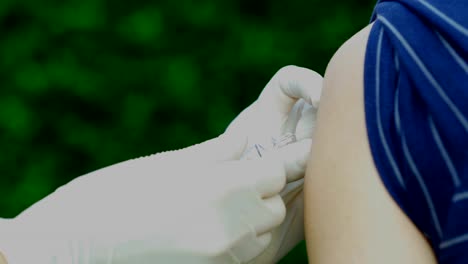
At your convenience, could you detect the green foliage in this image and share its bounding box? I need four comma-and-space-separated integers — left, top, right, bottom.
0, 0, 376, 261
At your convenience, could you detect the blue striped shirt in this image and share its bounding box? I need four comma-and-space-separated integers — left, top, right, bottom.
364, 0, 468, 263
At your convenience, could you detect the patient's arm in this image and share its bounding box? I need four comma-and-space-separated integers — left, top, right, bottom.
303, 24, 437, 264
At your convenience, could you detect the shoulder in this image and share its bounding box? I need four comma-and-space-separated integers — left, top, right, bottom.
303, 23, 437, 264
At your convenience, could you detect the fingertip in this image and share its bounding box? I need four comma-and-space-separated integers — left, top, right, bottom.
255, 157, 287, 198
229, 232, 273, 263
275, 139, 313, 182
256, 232, 273, 250
262, 195, 286, 228
278, 65, 323, 107
230, 157, 286, 198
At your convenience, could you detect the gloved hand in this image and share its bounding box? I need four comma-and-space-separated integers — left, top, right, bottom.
0, 136, 311, 264
0, 65, 322, 264
224, 65, 322, 171
225, 65, 323, 263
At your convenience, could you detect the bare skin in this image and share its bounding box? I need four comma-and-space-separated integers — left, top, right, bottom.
303, 24, 438, 264
0, 251, 6, 264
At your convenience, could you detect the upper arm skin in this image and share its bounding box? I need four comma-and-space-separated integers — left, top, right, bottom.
303, 24, 437, 264
0, 252, 6, 264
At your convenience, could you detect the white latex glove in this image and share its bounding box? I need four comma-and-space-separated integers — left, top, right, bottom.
0, 65, 322, 264
0, 136, 311, 264
225, 65, 323, 263
224, 65, 322, 167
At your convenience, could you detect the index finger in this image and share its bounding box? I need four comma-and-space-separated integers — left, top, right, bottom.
258, 65, 323, 114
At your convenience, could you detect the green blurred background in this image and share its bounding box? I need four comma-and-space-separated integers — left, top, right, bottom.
0, 0, 375, 262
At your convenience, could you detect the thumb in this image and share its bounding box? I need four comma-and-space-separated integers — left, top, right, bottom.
215, 130, 249, 161
264, 139, 313, 182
